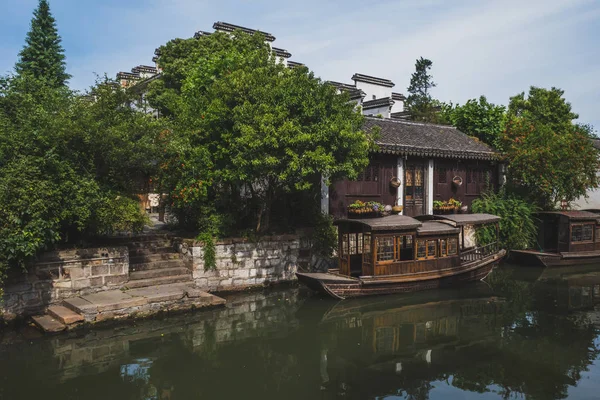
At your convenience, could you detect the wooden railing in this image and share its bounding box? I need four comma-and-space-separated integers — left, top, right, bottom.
460, 242, 499, 263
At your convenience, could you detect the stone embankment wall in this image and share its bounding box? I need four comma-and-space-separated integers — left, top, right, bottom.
175, 235, 301, 292
1, 247, 129, 319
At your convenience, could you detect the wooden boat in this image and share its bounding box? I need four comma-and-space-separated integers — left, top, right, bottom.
297, 213, 506, 299
510, 211, 600, 267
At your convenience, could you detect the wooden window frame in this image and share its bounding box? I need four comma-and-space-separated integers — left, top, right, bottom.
426, 239, 437, 259
439, 238, 448, 257
571, 223, 595, 244
416, 239, 427, 260
448, 238, 458, 255
363, 233, 372, 265
375, 235, 396, 264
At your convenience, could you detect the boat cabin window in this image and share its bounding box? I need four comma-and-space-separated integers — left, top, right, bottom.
363, 233, 372, 264
426, 240, 437, 259
448, 238, 458, 255
440, 239, 447, 257
416, 239, 427, 259
376, 236, 395, 262
571, 223, 594, 243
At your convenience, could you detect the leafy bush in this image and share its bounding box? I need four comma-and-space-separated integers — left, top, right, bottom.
197, 232, 217, 272
471, 190, 537, 251
312, 213, 338, 258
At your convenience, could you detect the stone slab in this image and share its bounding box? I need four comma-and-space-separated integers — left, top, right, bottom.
63, 296, 97, 314
32, 315, 66, 333
47, 305, 84, 325
79, 290, 148, 312
126, 283, 187, 303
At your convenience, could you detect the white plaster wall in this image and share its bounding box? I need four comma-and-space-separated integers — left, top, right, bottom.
354, 81, 392, 100
572, 189, 600, 210
427, 159, 434, 214
391, 100, 404, 113
362, 105, 390, 118
397, 157, 404, 213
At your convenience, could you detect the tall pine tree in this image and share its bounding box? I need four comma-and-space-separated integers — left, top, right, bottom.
15, 0, 70, 86
405, 57, 438, 123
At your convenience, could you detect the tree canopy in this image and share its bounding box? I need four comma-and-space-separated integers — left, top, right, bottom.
149, 31, 373, 233
15, 0, 70, 86
501, 87, 599, 208
0, 75, 163, 276
443, 96, 506, 147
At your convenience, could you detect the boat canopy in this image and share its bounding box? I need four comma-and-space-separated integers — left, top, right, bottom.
536, 211, 600, 222
418, 213, 501, 227
334, 215, 422, 232
417, 221, 460, 236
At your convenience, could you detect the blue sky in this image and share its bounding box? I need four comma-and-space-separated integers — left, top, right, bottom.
1, 0, 599, 128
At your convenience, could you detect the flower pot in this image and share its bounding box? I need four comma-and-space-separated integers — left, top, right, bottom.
392, 205, 403, 213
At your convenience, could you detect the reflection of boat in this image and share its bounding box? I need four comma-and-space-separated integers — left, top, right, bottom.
297, 214, 505, 299
315, 285, 506, 396
511, 211, 600, 267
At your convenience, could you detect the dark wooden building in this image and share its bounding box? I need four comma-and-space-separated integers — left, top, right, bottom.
329, 117, 500, 218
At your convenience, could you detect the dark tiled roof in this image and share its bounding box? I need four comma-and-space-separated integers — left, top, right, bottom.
132, 65, 157, 74
362, 97, 394, 109
352, 73, 395, 88
364, 117, 498, 160
391, 111, 411, 120
213, 21, 276, 41
392, 92, 406, 101
194, 30, 212, 39
117, 72, 140, 80
272, 47, 291, 58
287, 60, 304, 69
326, 81, 365, 100
326, 80, 356, 91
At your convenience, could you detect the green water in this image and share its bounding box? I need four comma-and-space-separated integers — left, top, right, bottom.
2, 264, 600, 400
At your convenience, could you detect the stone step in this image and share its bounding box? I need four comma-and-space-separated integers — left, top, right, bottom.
124, 274, 193, 289
104, 234, 171, 244
130, 260, 185, 273
129, 253, 182, 265
31, 315, 66, 333
47, 305, 84, 325
129, 246, 175, 256
126, 240, 171, 249
130, 267, 190, 281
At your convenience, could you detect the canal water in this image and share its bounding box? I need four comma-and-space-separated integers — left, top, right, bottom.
1, 264, 600, 400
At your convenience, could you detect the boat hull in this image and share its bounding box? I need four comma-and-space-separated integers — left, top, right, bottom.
296, 250, 506, 299
510, 250, 600, 267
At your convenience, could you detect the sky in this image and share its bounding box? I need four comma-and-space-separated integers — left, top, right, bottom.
1, 0, 599, 129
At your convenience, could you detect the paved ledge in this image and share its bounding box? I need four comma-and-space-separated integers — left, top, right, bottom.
32, 283, 226, 333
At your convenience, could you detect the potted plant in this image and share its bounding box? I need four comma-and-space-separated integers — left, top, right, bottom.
433, 200, 445, 215
448, 198, 462, 213
347, 200, 384, 218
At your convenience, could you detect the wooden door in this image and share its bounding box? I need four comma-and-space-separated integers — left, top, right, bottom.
404, 163, 425, 216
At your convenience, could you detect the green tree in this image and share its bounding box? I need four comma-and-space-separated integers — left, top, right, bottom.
0, 75, 162, 278
15, 0, 70, 86
501, 87, 599, 208
444, 96, 506, 147
150, 31, 373, 233
405, 57, 439, 123
508, 87, 578, 133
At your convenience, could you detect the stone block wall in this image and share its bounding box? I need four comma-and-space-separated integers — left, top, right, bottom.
1, 247, 129, 319
176, 235, 300, 292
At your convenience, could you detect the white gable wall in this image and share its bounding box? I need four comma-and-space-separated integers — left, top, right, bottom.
355, 81, 392, 100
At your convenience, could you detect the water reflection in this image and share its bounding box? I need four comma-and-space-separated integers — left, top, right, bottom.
0, 266, 600, 400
